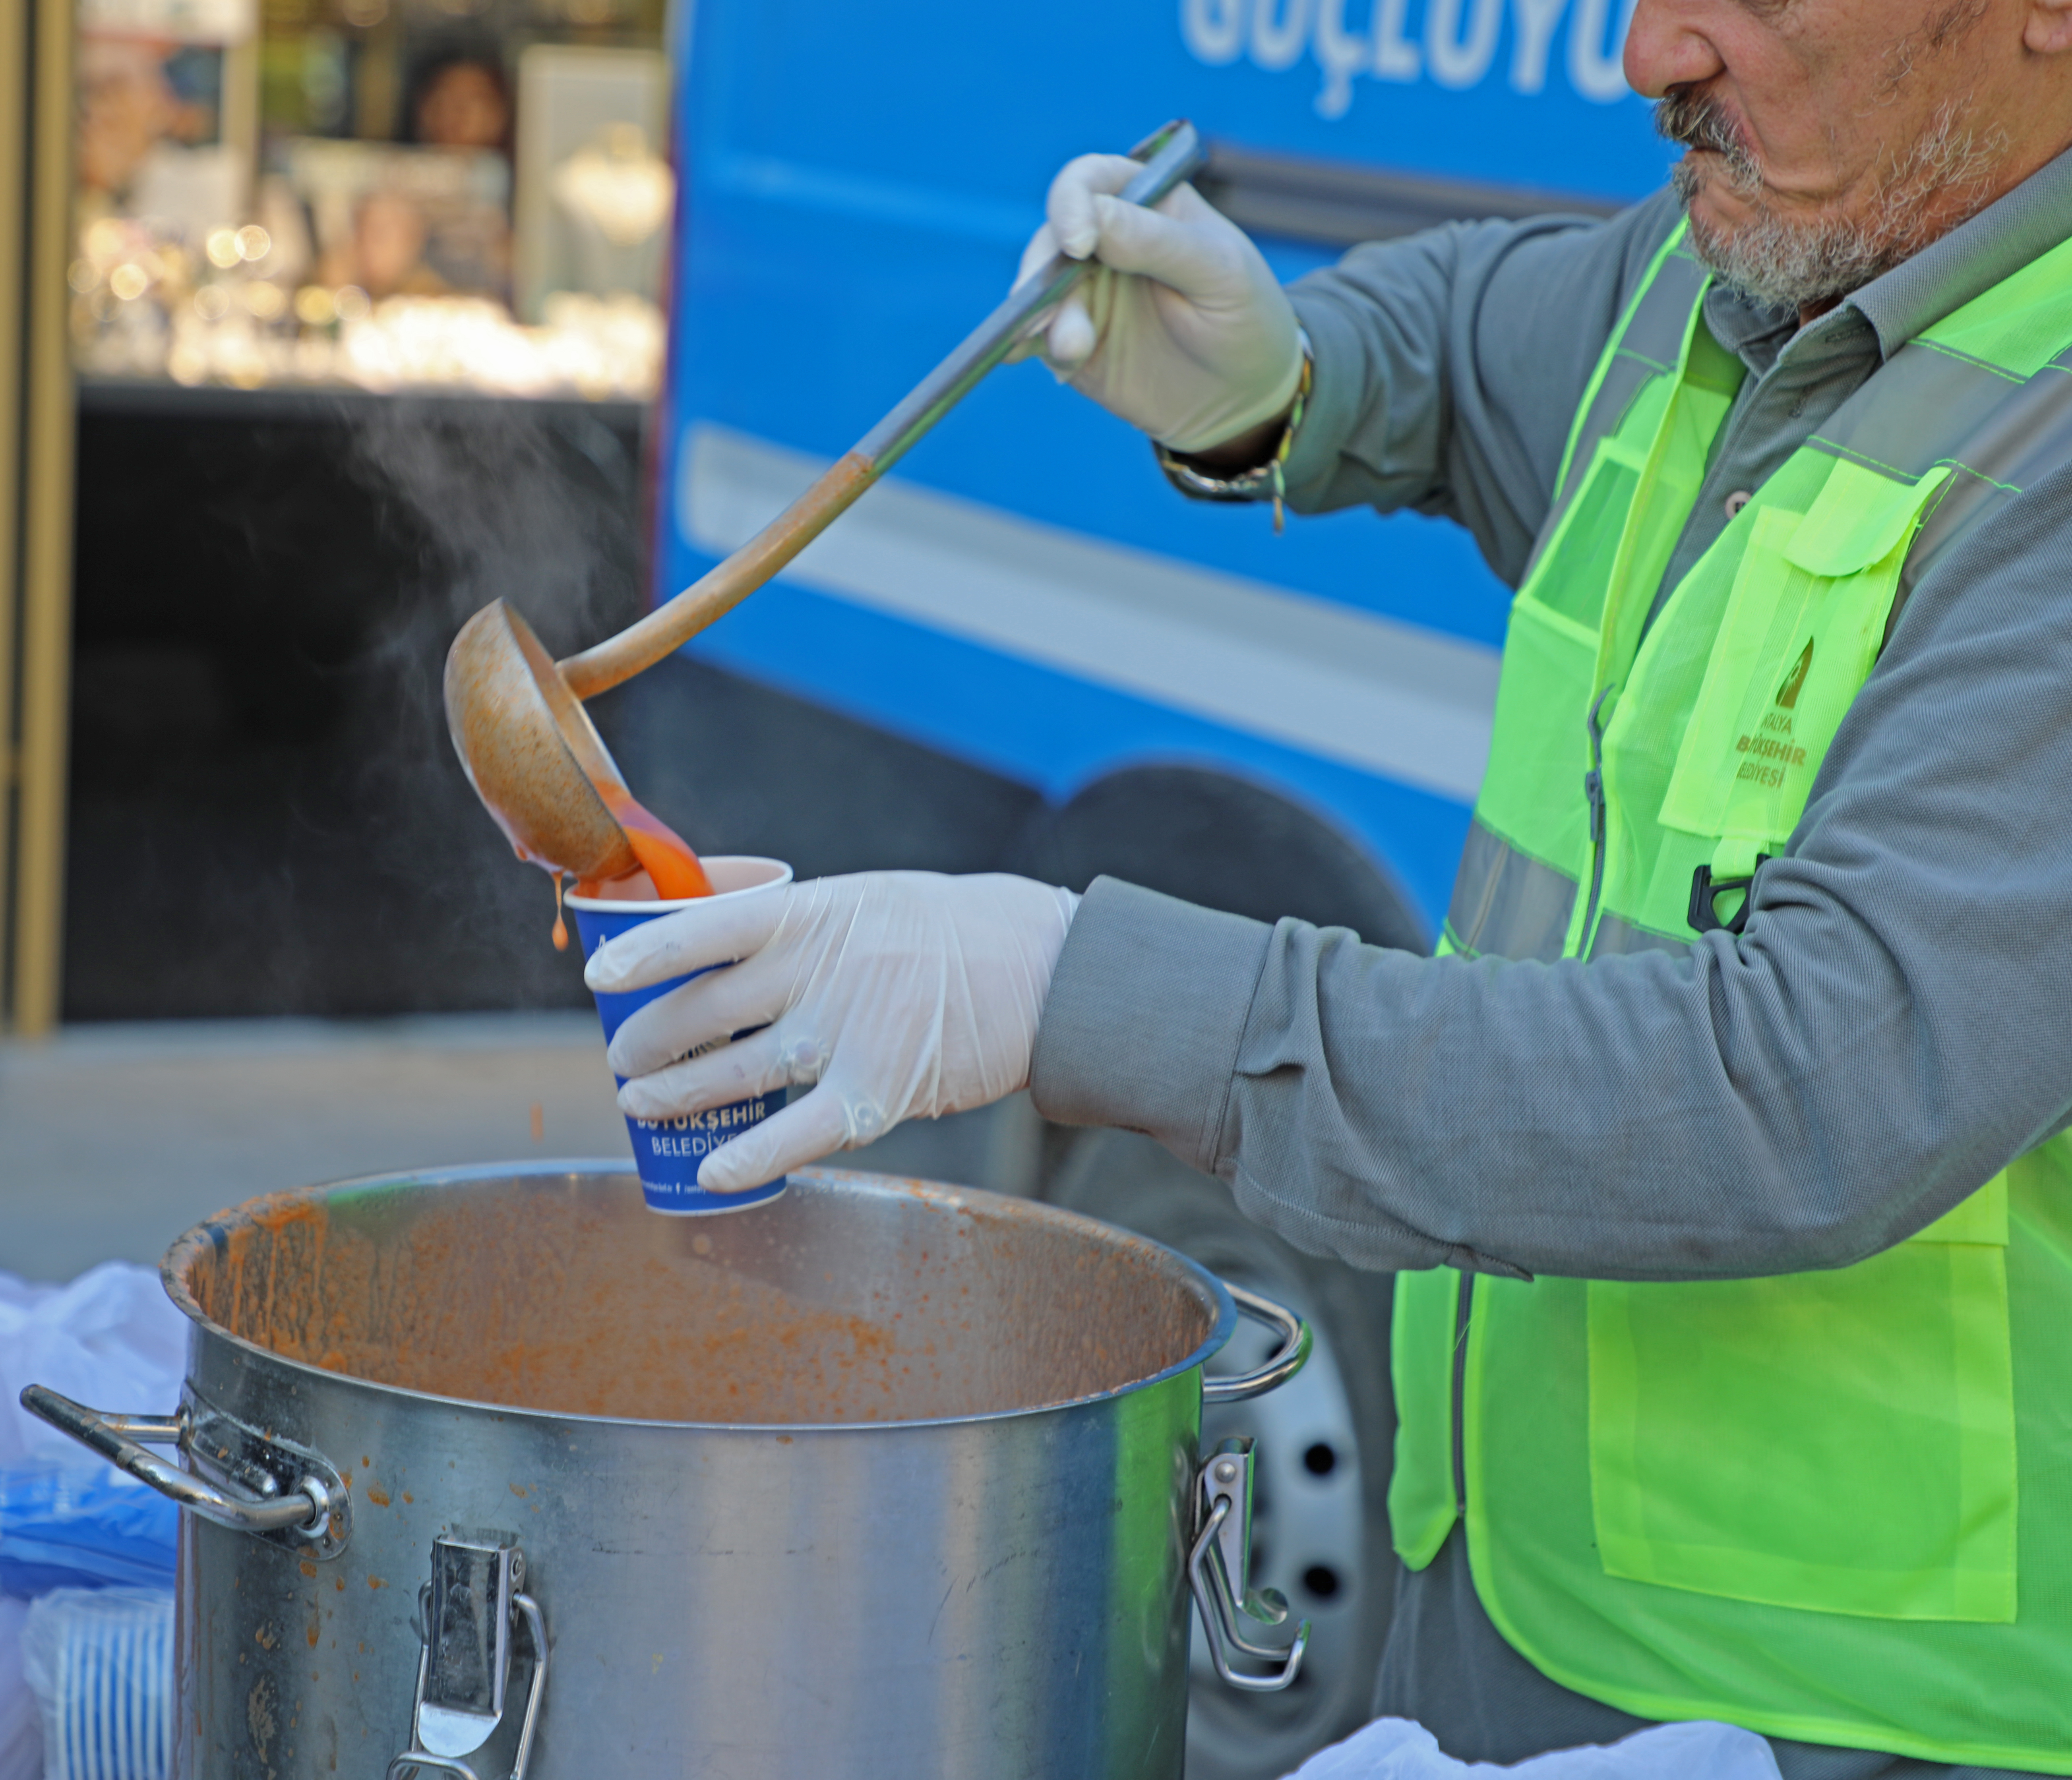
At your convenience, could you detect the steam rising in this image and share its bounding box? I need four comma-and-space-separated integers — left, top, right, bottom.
333, 396, 651, 1006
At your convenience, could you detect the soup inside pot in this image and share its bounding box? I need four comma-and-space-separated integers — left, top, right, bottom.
166, 1167, 1223, 1426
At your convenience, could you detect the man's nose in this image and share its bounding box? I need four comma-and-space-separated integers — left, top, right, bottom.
1624, 0, 1728, 101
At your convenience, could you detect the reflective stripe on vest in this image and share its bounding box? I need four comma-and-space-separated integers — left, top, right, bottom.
1396, 221, 2072, 1771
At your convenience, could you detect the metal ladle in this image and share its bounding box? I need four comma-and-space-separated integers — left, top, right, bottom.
445, 121, 1208, 883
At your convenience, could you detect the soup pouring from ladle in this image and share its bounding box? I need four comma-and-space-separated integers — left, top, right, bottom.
444, 122, 1208, 884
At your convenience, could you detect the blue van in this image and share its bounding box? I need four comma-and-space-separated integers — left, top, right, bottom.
640, 4, 1672, 1771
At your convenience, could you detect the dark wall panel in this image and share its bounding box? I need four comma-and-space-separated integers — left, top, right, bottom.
64, 388, 1044, 1020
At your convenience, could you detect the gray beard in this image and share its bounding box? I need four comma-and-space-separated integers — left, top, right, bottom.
1665, 104, 2006, 313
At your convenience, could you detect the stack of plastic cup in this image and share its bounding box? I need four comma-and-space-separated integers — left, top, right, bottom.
567, 855, 793, 1216
20, 1587, 172, 1780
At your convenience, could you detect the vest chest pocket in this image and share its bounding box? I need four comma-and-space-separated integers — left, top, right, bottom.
1516, 440, 1646, 641
1586, 1172, 2016, 1623
1656, 461, 1954, 859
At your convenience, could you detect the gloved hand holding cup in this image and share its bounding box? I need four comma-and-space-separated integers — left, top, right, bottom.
584, 871, 1081, 1194
569, 855, 796, 1214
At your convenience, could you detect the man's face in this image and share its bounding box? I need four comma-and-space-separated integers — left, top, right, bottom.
1625, 0, 2072, 311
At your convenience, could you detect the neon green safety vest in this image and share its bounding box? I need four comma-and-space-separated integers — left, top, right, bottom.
1392, 223, 2072, 1771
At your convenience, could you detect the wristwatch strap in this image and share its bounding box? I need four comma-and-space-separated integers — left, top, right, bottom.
1154, 336, 1314, 532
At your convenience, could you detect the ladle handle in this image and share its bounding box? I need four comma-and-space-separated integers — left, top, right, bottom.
846, 118, 1208, 477
20, 1383, 335, 1543
556, 120, 1209, 701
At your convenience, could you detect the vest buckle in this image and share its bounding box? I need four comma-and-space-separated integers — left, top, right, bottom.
1688, 857, 1770, 936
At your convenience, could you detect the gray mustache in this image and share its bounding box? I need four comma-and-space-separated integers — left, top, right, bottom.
1656, 90, 1753, 163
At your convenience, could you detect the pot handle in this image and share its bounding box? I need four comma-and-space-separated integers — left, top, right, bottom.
20, 1385, 336, 1544
1201, 1283, 1312, 1403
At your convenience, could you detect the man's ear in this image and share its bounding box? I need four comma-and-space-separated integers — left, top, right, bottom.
2027, 0, 2072, 56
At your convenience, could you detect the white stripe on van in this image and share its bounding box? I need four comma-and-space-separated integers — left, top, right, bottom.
680, 422, 1499, 804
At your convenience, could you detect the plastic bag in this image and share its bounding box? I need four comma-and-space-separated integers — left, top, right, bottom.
21, 1589, 173, 1780
1281, 1716, 1783, 1780
0, 1264, 185, 1604
0, 1467, 176, 1598
0, 1265, 186, 1472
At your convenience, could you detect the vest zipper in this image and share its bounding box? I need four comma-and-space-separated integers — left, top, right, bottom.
1451, 1271, 1473, 1517
1452, 701, 1611, 1523
1578, 686, 1614, 953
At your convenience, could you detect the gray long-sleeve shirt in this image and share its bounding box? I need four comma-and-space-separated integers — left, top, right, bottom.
1030, 149, 2072, 1291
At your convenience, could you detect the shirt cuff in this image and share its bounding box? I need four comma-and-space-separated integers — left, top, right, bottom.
1280, 291, 1366, 508
1029, 876, 1272, 1173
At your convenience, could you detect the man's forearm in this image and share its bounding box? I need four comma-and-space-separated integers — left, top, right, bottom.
1030, 873, 2022, 1284
1267, 196, 1683, 588
1032, 459, 2072, 1287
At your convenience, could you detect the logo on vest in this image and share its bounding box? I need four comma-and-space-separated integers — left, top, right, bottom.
1732, 638, 1813, 788
1775, 637, 1813, 708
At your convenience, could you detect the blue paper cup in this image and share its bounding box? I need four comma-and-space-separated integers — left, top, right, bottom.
569, 855, 794, 1216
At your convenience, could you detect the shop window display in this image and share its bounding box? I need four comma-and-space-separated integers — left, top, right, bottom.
68, 0, 670, 398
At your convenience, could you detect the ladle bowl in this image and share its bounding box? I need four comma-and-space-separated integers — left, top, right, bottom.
444, 599, 641, 882
442, 122, 1207, 880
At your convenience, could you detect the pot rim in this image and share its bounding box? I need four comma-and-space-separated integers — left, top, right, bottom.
161, 1159, 1241, 1433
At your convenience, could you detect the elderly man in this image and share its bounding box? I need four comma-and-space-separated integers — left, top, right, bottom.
587, 1, 2072, 1772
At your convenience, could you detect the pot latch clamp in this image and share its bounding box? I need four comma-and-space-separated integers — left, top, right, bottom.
1190, 1437, 1310, 1691
388, 1535, 549, 1780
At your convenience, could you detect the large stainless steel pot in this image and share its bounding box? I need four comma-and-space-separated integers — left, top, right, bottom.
25, 1162, 1312, 1779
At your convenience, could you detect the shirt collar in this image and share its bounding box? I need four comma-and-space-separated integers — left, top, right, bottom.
1696, 139, 2072, 367
1849, 140, 2072, 356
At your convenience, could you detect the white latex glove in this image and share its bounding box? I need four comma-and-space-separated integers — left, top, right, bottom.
584, 873, 1080, 1194
1009, 152, 1303, 454
1281, 1715, 1783, 1779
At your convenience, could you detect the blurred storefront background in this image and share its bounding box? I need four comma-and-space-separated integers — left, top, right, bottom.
2, 0, 683, 1046
70, 0, 670, 398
